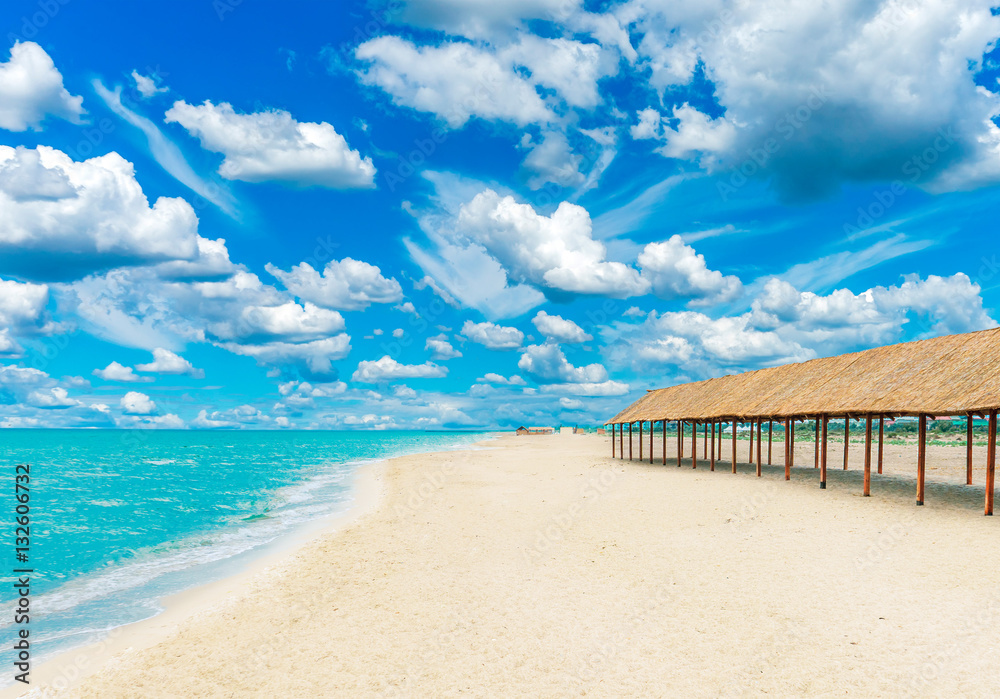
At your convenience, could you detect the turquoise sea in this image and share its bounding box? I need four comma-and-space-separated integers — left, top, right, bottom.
0, 429, 490, 678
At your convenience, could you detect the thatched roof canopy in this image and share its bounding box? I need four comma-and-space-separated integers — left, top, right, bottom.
608, 326, 1000, 424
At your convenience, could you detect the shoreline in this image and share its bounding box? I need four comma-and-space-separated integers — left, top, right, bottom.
6, 435, 497, 698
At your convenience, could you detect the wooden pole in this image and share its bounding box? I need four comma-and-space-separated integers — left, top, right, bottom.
629, 422, 633, 460
676, 420, 682, 467
790, 419, 795, 469
649, 419, 653, 464
864, 414, 872, 497
692, 421, 698, 469
784, 418, 791, 481
662, 419, 666, 466
986, 410, 997, 516
710, 421, 716, 471
732, 419, 737, 474
703, 421, 708, 460
639, 421, 643, 461
768, 419, 773, 464
877, 415, 884, 474
967, 414, 974, 486
612, 424, 615, 458
916, 414, 926, 506
619, 423, 624, 460
820, 415, 828, 489
814, 418, 820, 469
843, 418, 850, 470
748, 419, 754, 464
756, 419, 762, 477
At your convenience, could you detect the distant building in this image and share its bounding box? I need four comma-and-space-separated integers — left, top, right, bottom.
527, 426, 555, 434
515, 426, 529, 435
595, 428, 606, 435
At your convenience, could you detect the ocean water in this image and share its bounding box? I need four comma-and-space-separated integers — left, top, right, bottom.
0, 429, 489, 676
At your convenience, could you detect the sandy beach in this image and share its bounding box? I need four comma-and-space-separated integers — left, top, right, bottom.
19, 431, 1000, 697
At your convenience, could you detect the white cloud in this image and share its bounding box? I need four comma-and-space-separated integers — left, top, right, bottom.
456, 189, 648, 297
355, 37, 555, 128
395, 301, 418, 315
0, 276, 58, 336
392, 0, 578, 37
351, 355, 448, 382
413, 275, 461, 308
637, 235, 743, 305
0, 42, 84, 132
191, 409, 237, 429
518, 343, 608, 383
131, 70, 168, 99
119, 412, 185, 429
631, 108, 662, 140
165, 100, 375, 189
500, 35, 614, 109
476, 372, 527, 385
266, 258, 402, 310
222, 336, 352, 378
426, 335, 462, 360
135, 348, 204, 378
93, 361, 150, 383
539, 380, 630, 396
531, 310, 592, 343
0, 145, 202, 281
392, 328, 405, 338
461, 320, 524, 350
120, 390, 157, 415
27, 386, 81, 409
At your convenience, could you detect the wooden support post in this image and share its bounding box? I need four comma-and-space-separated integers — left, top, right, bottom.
916, 414, 926, 506
748, 419, 754, 464
710, 421, 716, 471
967, 414, 974, 486
768, 419, 773, 464
612, 424, 615, 458
692, 422, 698, 469
986, 410, 997, 516
877, 415, 884, 474
619, 423, 623, 460
662, 420, 666, 466
843, 418, 850, 470
732, 419, 737, 473
784, 418, 791, 481
649, 419, 653, 464
814, 418, 820, 469
756, 419, 762, 477
703, 422, 708, 460
629, 422, 633, 460
790, 419, 795, 469
676, 421, 682, 467
639, 421, 643, 461
864, 414, 872, 497
820, 415, 828, 489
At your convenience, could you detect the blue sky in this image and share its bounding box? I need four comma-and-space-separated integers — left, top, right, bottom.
1, 0, 1000, 430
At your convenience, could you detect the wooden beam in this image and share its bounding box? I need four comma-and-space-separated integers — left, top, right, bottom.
703, 421, 708, 460
877, 415, 884, 474
732, 419, 737, 474
917, 414, 926, 506
620, 423, 624, 460
814, 418, 820, 469
661, 419, 666, 466
629, 422, 633, 460
676, 420, 682, 468
790, 418, 795, 469
710, 421, 716, 471
612, 424, 615, 458
639, 420, 643, 461
864, 414, 872, 497
820, 415, 828, 489
843, 418, 850, 471
967, 414, 974, 486
692, 421, 698, 469
768, 419, 773, 465
756, 419, 762, 477
784, 418, 791, 481
748, 418, 754, 464
649, 418, 653, 464
987, 410, 997, 516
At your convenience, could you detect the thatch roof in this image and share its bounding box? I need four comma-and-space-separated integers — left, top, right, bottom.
609, 326, 1000, 424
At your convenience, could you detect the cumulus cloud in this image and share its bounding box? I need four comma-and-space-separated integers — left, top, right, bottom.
93, 361, 151, 383
165, 100, 376, 188
518, 343, 608, 383
351, 355, 448, 382
222, 336, 352, 379
0, 276, 59, 338
266, 258, 402, 310
629, 1, 1000, 199
120, 390, 157, 415
531, 311, 592, 343
476, 373, 527, 385
456, 189, 647, 297
27, 386, 81, 409
355, 37, 555, 128
637, 236, 743, 305
135, 348, 204, 378
425, 334, 462, 360
0, 146, 202, 281
461, 320, 524, 350
0, 42, 84, 132
131, 70, 168, 99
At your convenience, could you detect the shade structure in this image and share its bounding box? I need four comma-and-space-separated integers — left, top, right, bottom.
608, 327, 1000, 424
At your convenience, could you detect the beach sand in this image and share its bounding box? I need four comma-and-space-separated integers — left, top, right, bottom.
20, 431, 1000, 697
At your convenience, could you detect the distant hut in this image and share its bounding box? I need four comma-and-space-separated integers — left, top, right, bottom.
515, 426, 529, 436
528, 426, 555, 435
